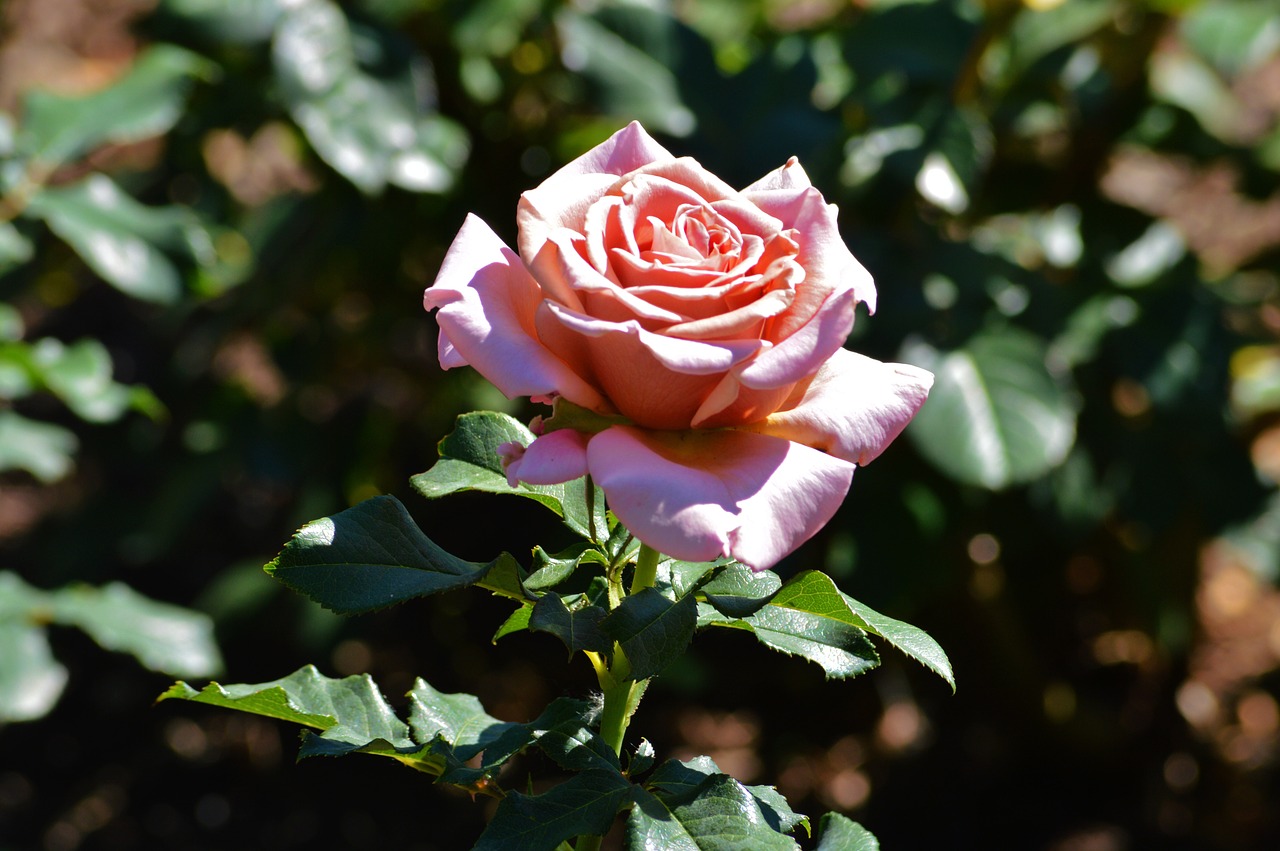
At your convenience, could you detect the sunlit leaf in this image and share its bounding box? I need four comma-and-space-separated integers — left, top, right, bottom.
49, 581, 222, 677
0, 410, 78, 482
18, 44, 215, 166
25, 175, 215, 303
906, 328, 1077, 489
815, 813, 880, 851
265, 495, 513, 613
529, 593, 611, 655
700, 563, 780, 618
159, 665, 423, 761
0, 621, 68, 723
637, 769, 801, 851
408, 678, 518, 762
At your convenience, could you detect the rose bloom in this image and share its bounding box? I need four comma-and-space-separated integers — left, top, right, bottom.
426, 122, 931, 570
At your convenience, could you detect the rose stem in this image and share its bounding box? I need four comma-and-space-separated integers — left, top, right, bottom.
577, 543, 663, 851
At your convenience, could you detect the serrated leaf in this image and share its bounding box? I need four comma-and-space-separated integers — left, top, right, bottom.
0, 410, 77, 482
0, 620, 68, 723
815, 813, 880, 851
746, 784, 810, 836
412, 411, 602, 540
839, 591, 954, 692
408, 679, 517, 762
475, 769, 631, 851
697, 603, 879, 680
483, 697, 619, 775
529, 593, 611, 655
19, 44, 215, 166
647, 756, 721, 800
494, 601, 533, 641
630, 738, 656, 776
24, 174, 215, 303
665, 559, 723, 599
265, 495, 510, 614
49, 581, 222, 677
159, 665, 421, 761
526, 543, 608, 591
627, 787, 704, 851
906, 328, 1077, 489
602, 587, 697, 680
700, 563, 781, 617
643, 774, 801, 851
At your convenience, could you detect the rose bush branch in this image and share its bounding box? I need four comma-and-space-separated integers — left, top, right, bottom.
161, 123, 949, 849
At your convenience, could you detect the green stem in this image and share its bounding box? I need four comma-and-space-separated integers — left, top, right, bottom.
630, 542, 660, 594
577, 544, 663, 851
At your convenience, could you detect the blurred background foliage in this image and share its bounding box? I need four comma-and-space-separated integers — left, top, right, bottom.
2, 0, 1279, 848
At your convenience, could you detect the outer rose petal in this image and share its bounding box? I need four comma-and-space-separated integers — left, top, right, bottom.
424, 214, 607, 411
587, 426, 855, 570
739, 348, 934, 465
503, 429, 590, 487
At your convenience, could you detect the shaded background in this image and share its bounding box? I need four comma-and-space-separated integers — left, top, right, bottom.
3, 0, 1280, 848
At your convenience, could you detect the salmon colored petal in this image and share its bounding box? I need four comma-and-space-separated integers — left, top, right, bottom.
517, 122, 674, 270
739, 348, 934, 465
423, 214, 606, 411
502, 429, 590, 487
744, 185, 877, 319
587, 426, 855, 570
736, 286, 857, 390
743, 156, 812, 193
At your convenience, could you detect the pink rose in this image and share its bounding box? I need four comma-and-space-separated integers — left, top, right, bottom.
425, 122, 931, 570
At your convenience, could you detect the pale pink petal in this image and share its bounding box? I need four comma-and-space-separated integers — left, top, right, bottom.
736, 286, 857, 390
625, 157, 739, 204
587, 426, 855, 570
744, 185, 877, 319
739, 348, 934, 465
424, 214, 606, 411
743, 156, 812, 193
504, 429, 590, 486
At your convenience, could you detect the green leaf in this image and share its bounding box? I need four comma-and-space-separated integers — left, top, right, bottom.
906, 328, 1077, 489
159, 665, 421, 760
526, 543, 608, 591
0, 410, 77, 482
700, 563, 781, 617
493, 601, 533, 641
630, 738, 656, 777
554, 7, 695, 137
839, 590, 954, 692
815, 813, 880, 851
529, 593, 612, 655
665, 559, 723, 599
408, 678, 517, 762
483, 697, 619, 775
602, 587, 698, 679
272, 0, 468, 194
698, 572, 884, 680
746, 784, 810, 836
48, 581, 222, 677
28, 338, 133, 423
412, 411, 601, 539
0, 620, 68, 723
474, 769, 632, 851
0, 221, 34, 273
18, 44, 215, 166
158, 0, 288, 45
265, 495, 512, 613
24, 174, 215, 303
637, 773, 800, 851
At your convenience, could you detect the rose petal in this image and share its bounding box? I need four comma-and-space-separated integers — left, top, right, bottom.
518, 122, 674, 270
739, 348, 934, 464
744, 185, 877, 320
743, 156, 812, 193
737, 286, 858, 390
504, 429, 590, 486
536, 301, 764, 428
424, 214, 607, 411
587, 426, 855, 570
